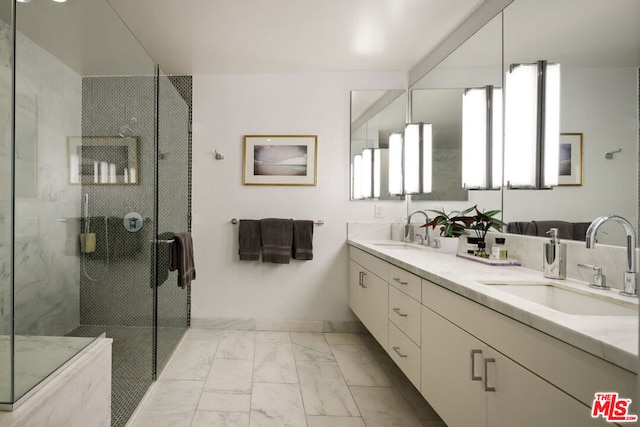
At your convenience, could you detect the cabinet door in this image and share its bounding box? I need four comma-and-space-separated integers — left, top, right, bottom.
421, 306, 487, 427
486, 350, 607, 427
349, 260, 388, 349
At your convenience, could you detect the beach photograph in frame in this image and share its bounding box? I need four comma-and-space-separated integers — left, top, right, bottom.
243, 135, 317, 186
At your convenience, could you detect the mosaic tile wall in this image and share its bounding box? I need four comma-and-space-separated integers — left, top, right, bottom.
79, 75, 191, 328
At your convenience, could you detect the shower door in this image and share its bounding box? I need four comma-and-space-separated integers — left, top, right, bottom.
153, 70, 191, 378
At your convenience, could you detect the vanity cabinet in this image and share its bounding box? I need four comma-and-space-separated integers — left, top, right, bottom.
421, 279, 629, 427
348, 249, 389, 349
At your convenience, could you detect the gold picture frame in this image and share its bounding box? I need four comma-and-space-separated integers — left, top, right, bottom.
67, 136, 139, 185
558, 133, 583, 186
243, 135, 318, 186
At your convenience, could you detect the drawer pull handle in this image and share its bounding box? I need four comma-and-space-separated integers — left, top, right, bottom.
483, 358, 496, 392
361, 272, 367, 288
470, 349, 482, 381
393, 277, 409, 285
392, 346, 408, 358
392, 307, 408, 317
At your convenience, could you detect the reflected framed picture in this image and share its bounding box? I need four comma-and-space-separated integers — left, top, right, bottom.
67, 136, 139, 185
243, 135, 318, 186
558, 133, 583, 186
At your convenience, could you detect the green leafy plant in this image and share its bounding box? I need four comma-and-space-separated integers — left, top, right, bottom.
422, 206, 476, 237
459, 206, 507, 240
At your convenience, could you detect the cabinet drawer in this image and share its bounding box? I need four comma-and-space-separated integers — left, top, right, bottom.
350, 247, 388, 281
388, 264, 421, 301
388, 321, 421, 389
388, 286, 421, 345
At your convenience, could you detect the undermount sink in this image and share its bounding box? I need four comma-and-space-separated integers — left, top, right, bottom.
484, 282, 637, 316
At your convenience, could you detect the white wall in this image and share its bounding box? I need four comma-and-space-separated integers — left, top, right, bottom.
192, 72, 407, 323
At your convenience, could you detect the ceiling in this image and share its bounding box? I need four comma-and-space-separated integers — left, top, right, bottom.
104, 0, 484, 75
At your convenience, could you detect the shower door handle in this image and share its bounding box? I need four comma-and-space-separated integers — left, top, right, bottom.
151, 239, 175, 244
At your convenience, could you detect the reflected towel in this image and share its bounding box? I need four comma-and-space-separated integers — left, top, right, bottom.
261, 218, 293, 264
507, 221, 537, 236
239, 220, 261, 261
170, 232, 196, 288
292, 220, 314, 260
571, 222, 591, 242
532, 221, 573, 240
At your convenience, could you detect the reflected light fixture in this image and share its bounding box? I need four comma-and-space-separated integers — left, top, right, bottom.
360, 148, 382, 199
462, 85, 503, 190
403, 123, 432, 194
388, 132, 403, 195
504, 60, 560, 189
352, 154, 363, 199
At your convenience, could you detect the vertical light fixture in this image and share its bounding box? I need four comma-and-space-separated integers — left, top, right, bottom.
462, 85, 503, 190
372, 148, 381, 198
388, 132, 404, 195
361, 148, 373, 198
352, 154, 363, 199
505, 61, 560, 189
403, 123, 432, 194
358, 148, 382, 199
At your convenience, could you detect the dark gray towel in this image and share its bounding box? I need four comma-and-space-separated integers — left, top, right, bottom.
261, 218, 293, 264
154, 231, 175, 287
170, 232, 196, 288
507, 221, 537, 236
572, 222, 591, 242
292, 220, 314, 260
239, 220, 261, 261
64, 217, 81, 256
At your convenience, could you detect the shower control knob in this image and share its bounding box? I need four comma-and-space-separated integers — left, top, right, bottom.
124, 212, 144, 232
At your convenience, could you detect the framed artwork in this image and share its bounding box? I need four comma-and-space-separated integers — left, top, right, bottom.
558, 133, 583, 186
243, 135, 318, 186
67, 136, 139, 185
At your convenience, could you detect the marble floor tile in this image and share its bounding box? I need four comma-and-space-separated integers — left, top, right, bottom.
216, 330, 256, 359
253, 342, 298, 384
331, 344, 391, 387
192, 411, 250, 427
250, 383, 306, 427
160, 339, 218, 380
307, 416, 366, 427
133, 379, 203, 427
184, 328, 222, 341
198, 390, 252, 412
291, 332, 335, 362
324, 333, 365, 345
205, 358, 254, 391
256, 319, 323, 332
256, 331, 291, 343
297, 361, 360, 417
350, 386, 424, 427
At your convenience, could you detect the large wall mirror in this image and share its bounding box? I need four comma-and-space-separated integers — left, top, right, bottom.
350, 90, 406, 200
502, 0, 639, 244
409, 13, 503, 204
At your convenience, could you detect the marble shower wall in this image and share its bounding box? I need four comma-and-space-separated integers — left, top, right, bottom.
0, 20, 82, 336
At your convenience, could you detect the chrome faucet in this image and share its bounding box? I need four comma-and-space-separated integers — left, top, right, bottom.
585, 215, 637, 297
405, 211, 429, 244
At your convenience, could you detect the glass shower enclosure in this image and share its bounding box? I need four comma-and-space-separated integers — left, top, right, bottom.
1, 1, 190, 425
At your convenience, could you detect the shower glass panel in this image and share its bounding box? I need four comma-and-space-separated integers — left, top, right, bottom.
155, 70, 190, 378
7, 1, 191, 425
0, 0, 12, 406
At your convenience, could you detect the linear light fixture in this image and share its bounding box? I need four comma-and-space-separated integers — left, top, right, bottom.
352, 154, 363, 199
404, 123, 432, 194
462, 85, 503, 190
388, 132, 404, 195
504, 60, 560, 189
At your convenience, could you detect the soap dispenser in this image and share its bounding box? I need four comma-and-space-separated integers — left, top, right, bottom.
543, 228, 566, 279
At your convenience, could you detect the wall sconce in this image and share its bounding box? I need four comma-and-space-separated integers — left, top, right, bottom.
388, 132, 404, 195
353, 148, 383, 199
504, 60, 560, 189
462, 85, 503, 190
404, 123, 432, 194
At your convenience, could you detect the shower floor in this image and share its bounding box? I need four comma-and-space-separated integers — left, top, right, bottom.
67, 325, 186, 427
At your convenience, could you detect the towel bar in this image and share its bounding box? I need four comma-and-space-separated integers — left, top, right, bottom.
151, 239, 175, 244
230, 218, 324, 226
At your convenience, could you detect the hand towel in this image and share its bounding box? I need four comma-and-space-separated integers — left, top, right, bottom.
292, 220, 314, 260
154, 231, 175, 287
238, 219, 261, 261
260, 218, 293, 264
170, 232, 196, 288
533, 221, 573, 240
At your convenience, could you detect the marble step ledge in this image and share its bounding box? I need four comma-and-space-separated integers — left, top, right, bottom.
191, 317, 366, 334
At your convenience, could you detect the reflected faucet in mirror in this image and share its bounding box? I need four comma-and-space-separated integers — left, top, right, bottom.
585, 215, 637, 297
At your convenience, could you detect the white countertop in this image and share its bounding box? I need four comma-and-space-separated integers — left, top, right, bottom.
348, 239, 639, 374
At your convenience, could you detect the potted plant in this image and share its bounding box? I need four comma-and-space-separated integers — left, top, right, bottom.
458, 206, 507, 257
422, 206, 476, 253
